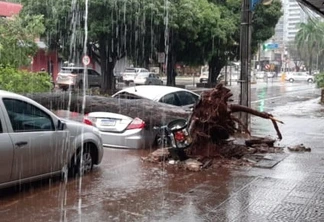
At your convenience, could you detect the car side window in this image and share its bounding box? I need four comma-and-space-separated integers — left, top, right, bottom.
113, 92, 143, 100
160, 93, 181, 106
176, 91, 199, 106
88, 70, 100, 76
3, 99, 54, 132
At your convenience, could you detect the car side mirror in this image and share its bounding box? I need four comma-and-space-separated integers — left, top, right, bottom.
58, 119, 67, 130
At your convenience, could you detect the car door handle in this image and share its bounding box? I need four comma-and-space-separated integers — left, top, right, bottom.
15, 141, 28, 147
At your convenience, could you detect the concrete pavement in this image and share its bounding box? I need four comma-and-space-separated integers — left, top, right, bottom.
202, 97, 324, 221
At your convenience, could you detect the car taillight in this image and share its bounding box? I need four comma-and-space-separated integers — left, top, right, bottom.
83, 114, 97, 126
127, 118, 145, 130
174, 131, 185, 142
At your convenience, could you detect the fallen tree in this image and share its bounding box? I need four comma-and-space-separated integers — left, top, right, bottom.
25, 92, 190, 129
187, 84, 283, 157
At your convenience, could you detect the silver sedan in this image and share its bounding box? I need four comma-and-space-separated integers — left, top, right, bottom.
83, 86, 200, 149
0, 90, 103, 189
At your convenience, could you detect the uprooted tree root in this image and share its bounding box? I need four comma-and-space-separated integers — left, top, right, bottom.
186, 83, 284, 157
143, 83, 285, 170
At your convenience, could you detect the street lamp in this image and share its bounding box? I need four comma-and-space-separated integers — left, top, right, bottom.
239, 0, 273, 130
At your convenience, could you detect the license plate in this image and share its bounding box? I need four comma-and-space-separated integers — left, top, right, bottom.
100, 119, 116, 126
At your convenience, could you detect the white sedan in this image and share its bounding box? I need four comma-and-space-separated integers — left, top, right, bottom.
285, 72, 314, 83
134, 73, 163, 85
82, 86, 200, 149
112, 85, 200, 111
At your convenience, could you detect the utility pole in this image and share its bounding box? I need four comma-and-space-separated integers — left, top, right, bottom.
239, 0, 252, 130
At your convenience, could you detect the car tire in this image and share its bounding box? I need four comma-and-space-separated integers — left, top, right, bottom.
68, 144, 93, 177
155, 133, 171, 148
289, 78, 294, 82
307, 78, 314, 83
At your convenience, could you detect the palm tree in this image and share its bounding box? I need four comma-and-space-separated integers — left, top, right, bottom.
295, 19, 324, 74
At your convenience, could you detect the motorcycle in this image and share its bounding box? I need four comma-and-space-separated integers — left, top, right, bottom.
154, 118, 192, 161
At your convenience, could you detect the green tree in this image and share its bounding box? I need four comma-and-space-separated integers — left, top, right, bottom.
0, 15, 45, 68
202, 0, 283, 83
295, 19, 324, 74
19, 0, 282, 89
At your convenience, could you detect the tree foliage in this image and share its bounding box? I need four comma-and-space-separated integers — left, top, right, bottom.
0, 15, 45, 68
295, 19, 324, 74
18, 0, 283, 90
0, 67, 52, 93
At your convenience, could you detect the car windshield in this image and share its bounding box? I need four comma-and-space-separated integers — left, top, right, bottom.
60, 68, 82, 74
137, 73, 149, 77
124, 68, 136, 73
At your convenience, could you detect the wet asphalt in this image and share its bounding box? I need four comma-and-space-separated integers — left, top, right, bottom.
1, 79, 324, 222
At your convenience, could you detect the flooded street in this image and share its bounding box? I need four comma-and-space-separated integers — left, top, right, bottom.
1, 81, 324, 222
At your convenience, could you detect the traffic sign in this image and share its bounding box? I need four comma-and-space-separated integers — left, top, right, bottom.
265, 64, 270, 70
158, 52, 165, 63
250, 0, 262, 10
82, 55, 91, 66
263, 43, 279, 51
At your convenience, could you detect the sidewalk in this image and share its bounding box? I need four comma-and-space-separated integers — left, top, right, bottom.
202, 98, 324, 221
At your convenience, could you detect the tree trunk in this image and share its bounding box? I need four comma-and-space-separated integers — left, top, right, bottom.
25, 92, 190, 129
166, 29, 176, 86
208, 55, 226, 84
99, 37, 116, 94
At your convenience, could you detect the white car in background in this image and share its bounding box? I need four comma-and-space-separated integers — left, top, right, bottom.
134, 72, 163, 85
285, 72, 314, 83
122, 68, 149, 86
56, 67, 101, 90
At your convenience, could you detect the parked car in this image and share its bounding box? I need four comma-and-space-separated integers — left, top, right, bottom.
285, 72, 314, 83
83, 85, 199, 149
83, 112, 155, 149
199, 71, 208, 83
122, 68, 149, 86
56, 67, 101, 90
0, 90, 103, 189
112, 85, 200, 111
134, 72, 163, 85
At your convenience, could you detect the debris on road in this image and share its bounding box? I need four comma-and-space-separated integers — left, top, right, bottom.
142, 84, 287, 171
288, 144, 311, 152
183, 159, 203, 172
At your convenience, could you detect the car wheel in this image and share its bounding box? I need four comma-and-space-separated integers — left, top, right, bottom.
307, 78, 314, 83
148, 82, 152, 85
68, 144, 93, 177
289, 78, 294, 82
155, 133, 171, 148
